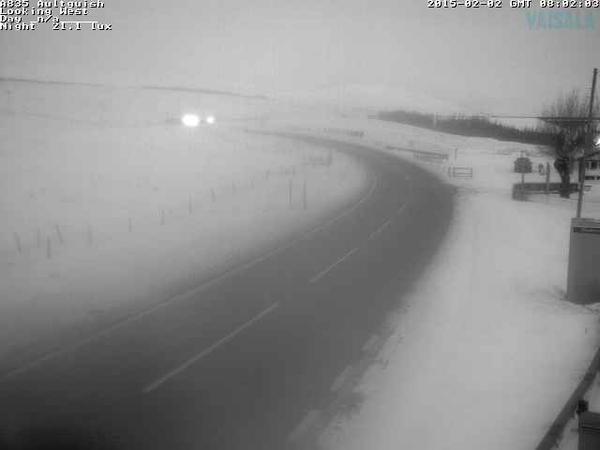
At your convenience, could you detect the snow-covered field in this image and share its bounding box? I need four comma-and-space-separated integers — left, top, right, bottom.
264, 115, 600, 450
0, 82, 368, 370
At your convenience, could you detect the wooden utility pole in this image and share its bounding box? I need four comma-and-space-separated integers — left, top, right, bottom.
576, 68, 598, 218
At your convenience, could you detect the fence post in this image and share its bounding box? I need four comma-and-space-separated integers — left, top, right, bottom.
545, 162, 551, 194
13, 232, 21, 253
303, 179, 307, 210
55, 225, 64, 245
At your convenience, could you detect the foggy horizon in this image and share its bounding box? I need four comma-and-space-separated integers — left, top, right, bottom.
2, 1, 599, 115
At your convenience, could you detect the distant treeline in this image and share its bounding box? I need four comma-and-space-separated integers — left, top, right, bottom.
377, 110, 555, 146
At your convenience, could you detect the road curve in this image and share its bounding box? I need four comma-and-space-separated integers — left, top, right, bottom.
0, 134, 454, 450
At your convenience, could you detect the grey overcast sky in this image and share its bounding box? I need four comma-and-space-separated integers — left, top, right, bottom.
1, 0, 599, 114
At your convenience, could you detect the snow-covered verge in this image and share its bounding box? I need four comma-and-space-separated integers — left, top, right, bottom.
263, 113, 600, 450
0, 82, 368, 370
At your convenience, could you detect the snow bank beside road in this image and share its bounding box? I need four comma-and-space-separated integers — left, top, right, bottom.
323, 190, 599, 450
269, 115, 600, 450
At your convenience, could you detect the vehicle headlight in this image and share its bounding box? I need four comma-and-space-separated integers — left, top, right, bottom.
181, 114, 200, 127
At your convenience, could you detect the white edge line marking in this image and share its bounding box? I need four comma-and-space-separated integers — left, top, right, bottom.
288, 409, 322, 443
143, 302, 279, 394
309, 248, 359, 284
362, 334, 379, 353
1, 176, 377, 382
330, 365, 352, 392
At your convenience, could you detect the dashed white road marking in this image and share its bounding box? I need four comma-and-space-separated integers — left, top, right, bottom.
0, 177, 378, 383
330, 365, 352, 392
288, 409, 322, 444
143, 302, 279, 394
310, 177, 378, 235
0, 258, 271, 382
368, 219, 392, 240
309, 248, 359, 284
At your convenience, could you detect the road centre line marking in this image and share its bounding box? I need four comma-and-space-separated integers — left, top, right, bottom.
368, 219, 392, 240
309, 248, 359, 284
309, 176, 378, 235
0, 176, 377, 383
143, 302, 279, 394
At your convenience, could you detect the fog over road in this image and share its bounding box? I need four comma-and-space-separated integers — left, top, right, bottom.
0, 135, 454, 450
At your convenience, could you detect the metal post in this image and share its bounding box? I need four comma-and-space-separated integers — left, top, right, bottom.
521, 171, 525, 194
577, 68, 598, 218
303, 179, 307, 210
546, 162, 551, 194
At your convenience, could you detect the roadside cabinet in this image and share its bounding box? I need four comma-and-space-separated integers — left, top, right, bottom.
579, 411, 600, 450
567, 218, 600, 304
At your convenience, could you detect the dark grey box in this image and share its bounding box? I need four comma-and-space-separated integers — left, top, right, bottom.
567, 218, 600, 304
579, 411, 600, 450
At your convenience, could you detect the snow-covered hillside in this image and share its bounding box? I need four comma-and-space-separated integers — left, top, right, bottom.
274, 83, 466, 116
